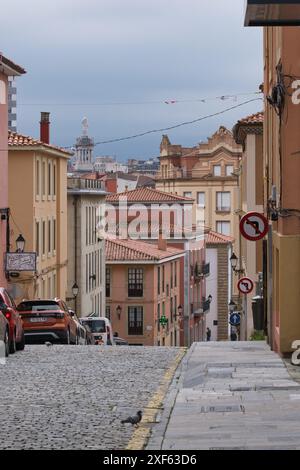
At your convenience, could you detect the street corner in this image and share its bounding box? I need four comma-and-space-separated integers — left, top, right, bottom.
126, 348, 186, 450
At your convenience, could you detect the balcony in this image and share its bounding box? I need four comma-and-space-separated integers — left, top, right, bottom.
245, 1, 300, 26
193, 262, 210, 280
191, 299, 211, 316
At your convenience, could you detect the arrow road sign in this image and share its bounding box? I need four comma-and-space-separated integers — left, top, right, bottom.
238, 277, 254, 295
240, 212, 268, 242
230, 312, 241, 326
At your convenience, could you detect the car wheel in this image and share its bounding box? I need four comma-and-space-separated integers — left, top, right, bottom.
4, 329, 9, 357
9, 330, 17, 354
16, 331, 25, 351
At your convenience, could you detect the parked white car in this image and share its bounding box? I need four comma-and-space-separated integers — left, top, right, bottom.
79, 317, 115, 346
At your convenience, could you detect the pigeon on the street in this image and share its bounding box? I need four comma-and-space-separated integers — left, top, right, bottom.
121, 410, 142, 427
45, 342, 53, 347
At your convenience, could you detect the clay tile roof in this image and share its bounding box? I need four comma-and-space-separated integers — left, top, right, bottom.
233, 112, 264, 146
105, 237, 185, 262
106, 187, 194, 203
206, 231, 234, 245
8, 131, 72, 156
238, 111, 264, 125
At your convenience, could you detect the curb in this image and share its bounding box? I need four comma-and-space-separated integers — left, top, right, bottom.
126, 348, 187, 450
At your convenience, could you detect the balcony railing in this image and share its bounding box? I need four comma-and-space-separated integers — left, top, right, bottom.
193, 262, 210, 279
156, 167, 237, 181
191, 299, 211, 316
128, 286, 143, 297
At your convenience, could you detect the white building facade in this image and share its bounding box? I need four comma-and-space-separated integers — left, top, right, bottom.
67, 177, 106, 317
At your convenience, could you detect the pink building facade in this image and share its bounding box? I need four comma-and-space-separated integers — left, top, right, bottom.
0, 55, 25, 286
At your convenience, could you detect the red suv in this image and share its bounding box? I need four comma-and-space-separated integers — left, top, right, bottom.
0, 288, 25, 353
17, 299, 77, 344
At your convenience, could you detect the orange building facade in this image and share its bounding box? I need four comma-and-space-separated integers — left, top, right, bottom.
106, 238, 185, 346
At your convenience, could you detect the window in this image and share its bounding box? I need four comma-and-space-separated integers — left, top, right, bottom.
197, 192, 205, 208
184, 192, 192, 198
42, 161, 46, 197
47, 277, 51, 299
42, 221, 46, 256
128, 268, 143, 297
162, 265, 165, 293
48, 161, 52, 197
226, 165, 234, 176
53, 164, 56, 197
216, 192, 231, 212
53, 219, 56, 252
174, 262, 177, 287
36, 160, 40, 197
157, 267, 160, 295
216, 221, 231, 236
106, 306, 111, 321
128, 307, 143, 335
174, 296, 177, 321
213, 165, 221, 177
36, 221, 40, 256
170, 263, 173, 289
86, 207, 88, 246
48, 220, 51, 254
157, 303, 160, 332
170, 297, 173, 323
86, 254, 88, 293
106, 268, 111, 298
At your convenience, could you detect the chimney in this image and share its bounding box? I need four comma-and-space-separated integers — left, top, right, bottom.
158, 228, 167, 251
40, 112, 50, 144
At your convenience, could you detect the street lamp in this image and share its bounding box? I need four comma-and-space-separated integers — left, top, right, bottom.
16, 234, 25, 253
230, 252, 245, 275
229, 300, 237, 313
116, 305, 122, 320
175, 305, 183, 321
72, 283, 79, 298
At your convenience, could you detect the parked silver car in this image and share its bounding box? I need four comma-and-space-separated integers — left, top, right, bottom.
0, 301, 10, 357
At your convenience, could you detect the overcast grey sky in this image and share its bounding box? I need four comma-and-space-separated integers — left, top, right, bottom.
1, 0, 263, 160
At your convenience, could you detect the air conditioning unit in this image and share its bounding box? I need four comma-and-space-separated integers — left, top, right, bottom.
245, 0, 300, 26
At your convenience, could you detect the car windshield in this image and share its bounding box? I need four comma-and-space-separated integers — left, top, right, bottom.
17, 301, 61, 312
80, 319, 106, 333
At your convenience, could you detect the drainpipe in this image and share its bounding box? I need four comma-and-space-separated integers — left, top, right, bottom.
74, 197, 78, 314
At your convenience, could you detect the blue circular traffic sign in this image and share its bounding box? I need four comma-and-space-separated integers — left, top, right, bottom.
230, 312, 241, 326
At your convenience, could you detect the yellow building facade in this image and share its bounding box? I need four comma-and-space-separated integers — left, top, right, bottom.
156, 127, 242, 249
8, 131, 71, 302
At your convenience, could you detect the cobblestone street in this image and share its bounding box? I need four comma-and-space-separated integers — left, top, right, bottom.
148, 342, 300, 450
0, 345, 181, 450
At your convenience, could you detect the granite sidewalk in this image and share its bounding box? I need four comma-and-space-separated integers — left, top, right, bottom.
147, 341, 300, 450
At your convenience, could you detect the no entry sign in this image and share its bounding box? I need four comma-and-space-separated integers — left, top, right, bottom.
238, 277, 254, 295
240, 212, 268, 242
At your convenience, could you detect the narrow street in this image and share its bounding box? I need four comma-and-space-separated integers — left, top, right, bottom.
147, 342, 300, 450
0, 345, 181, 450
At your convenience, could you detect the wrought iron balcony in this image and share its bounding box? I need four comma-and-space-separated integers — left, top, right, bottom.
193, 262, 210, 279
245, 0, 300, 27
191, 298, 211, 316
